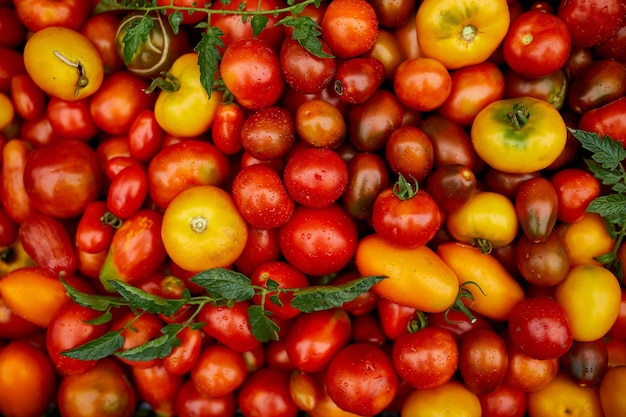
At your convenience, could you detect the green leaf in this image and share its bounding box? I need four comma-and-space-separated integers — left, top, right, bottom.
116, 333, 181, 361
190, 268, 255, 301
94, 0, 127, 13
278, 15, 333, 59
161, 323, 184, 336
250, 15, 268, 37
595, 251, 618, 266
247, 304, 280, 342
570, 128, 626, 170
61, 330, 124, 361
62, 279, 123, 312
194, 27, 225, 99
189, 321, 207, 331
108, 280, 185, 316
290, 276, 386, 313
168, 11, 184, 35
83, 310, 113, 326
585, 159, 623, 187
122, 15, 154, 65
586, 194, 626, 224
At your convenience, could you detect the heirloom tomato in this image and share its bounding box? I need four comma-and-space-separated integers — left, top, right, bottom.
23, 26, 103, 101
471, 97, 567, 174
356, 233, 459, 313
154, 52, 222, 137
419, 114, 482, 171
341, 152, 389, 219
557, 0, 626, 48
560, 339, 609, 387
515, 231, 570, 287
348, 89, 404, 152
333, 57, 385, 105
162, 185, 248, 273
401, 380, 482, 417
599, 366, 626, 417
294, 98, 346, 149
415, 0, 510, 70
567, 58, 626, 116
558, 212, 615, 267
385, 125, 435, 182
515, 177, 558, 243
425, 164, 477, 214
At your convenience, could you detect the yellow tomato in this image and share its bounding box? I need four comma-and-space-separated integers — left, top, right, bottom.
527, 372, 604, 417
415, 0, 510, 70
445, 191, 518, 253
23, 26, 104, 101
599, 366, 626, 417
161, 185, 248, 273
401, 380, 481, 417
154, 52, 222, 137
436, 242, 525, 321
0, 92, 14, 130
355, 233, 459, 313
558, 212, 615, 266
555, 264, 621, 342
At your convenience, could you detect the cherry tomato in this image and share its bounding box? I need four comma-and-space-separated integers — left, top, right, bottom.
191, 344, 248, 398
106, 164, 148, 220
199, 300, 262, 353
237, 367, 299, 417
250, 261, 309, 320
526, 371, 604, 417
175, 379, 237, 417
459, 329, 509, 395
425, 164, 477, 214
348, 89, 404, 152
560, 339, 609, 387
333, 57, 385, 105
320, 0, 378, 58
515, 230, 571, 287
394, 57, 452, 112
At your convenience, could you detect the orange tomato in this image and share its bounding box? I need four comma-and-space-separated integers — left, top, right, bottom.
436, 242, 525, 321
161, 185, 248, 273
599, 366, 626, 417
558, 212, 615, 266
393, 57, 452, 112
401, 380, 481, 417
355, 233, 458, 313
527, 372, 603, 417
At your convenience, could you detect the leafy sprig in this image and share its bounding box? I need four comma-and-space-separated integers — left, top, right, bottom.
61, 269, 385, 362
570, 128, 626, 279
98, 0, 331, 98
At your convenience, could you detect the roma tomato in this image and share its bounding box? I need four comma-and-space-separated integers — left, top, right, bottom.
348, 89, 404, 152
0, 139, 33, 224
567, 58, 626, 115
106, 164, 148, 220
132, 363, 183, 417
75, 200, 117, 254
127, 109, 163, 162
211, 102, 245, 155
515, 177, 558, 243
415, 0, 509, 70
163, 327, 202, 376
161, 185, 248, 273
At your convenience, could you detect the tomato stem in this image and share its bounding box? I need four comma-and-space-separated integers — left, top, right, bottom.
0, 246, 14, 263
506, 103, 530, 130
189, 216, 209, 234
101, 211, 123, 229
472, 238, 493, 254
53, 50, 89, 97
144, 71, 181, 94
392, 174, 419, 200
407, 312, 428, 333
444, 281, 485, 325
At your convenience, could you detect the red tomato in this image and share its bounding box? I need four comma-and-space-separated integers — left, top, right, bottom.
320, 0, 378, 58
341, 151, 389, 220
75, 200, 117, 254
13, 0, 89, 32
459, 329, 509, 395
106, 164, 148, 219
198, 300, 262, 353
557, 0, 626, 48
333, 57, 385, 105
394, 57, 452, 112
478, 383, 527, 417
47, 97, 98, 141
234, 225, 281, 277
175, 379, 237, 417
10, 73, 46, 121
111, 311, 164, 369
132, 363, 183, 417
250, 261, 309, 320
240, 106, 295, 161
237, 367, 299, 417
191, 344, 248, 398
163, 327, 203, 376
0, 6, 26, 48
127, 109, 163, 163
211, 102, 245, 155
550, 168, 601, 223
280, 37, 335, 94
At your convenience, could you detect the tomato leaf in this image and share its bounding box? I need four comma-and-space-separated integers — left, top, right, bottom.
83, 310, 114, 326
247, 304, 280, 342
108, 280, 185, 316
94, 0, 127, 13
168, 10, 184, 35
190, 268, 256, 302
251, 15, 268, 37
587, 194, 626, 225
571, 128, 626, 170
194, 26, 225, 99
278, 15, 333, 58
121, 14, 154, 65
62, 279, 125, 312
290, 276, 386, 313
116, 333, 182, 361
585, 159, 625, 190
61, 330, 125, 361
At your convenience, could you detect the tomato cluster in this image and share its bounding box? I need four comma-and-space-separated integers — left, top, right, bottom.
2, 0, 626, 416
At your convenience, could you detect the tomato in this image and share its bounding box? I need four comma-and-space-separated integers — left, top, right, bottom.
425, 164, 477, 214
341, 152, 389, 220
80, 11, 125, 75
471, 97, 567, 174
384, 126, 434, 182
0, 91, 13, 130
0, 47, 25, 92
238, 367, 299, 417
45, 97, 96, 141
199, 300, 262, 353
393, 57, 452, 112
161, 185, 247, 272
163, 326, 202, 375
504, 67, 569, 110
127, 109, 163, 163
526, 372, 604, 417
446, 191, 519, 253
0, 292, 41, 339
234, 225, 281, 277
478, 383, 527, 417
459, 329, 509, 395
568, 58, 626, 115
131, 362, 183, 417
13, 0, 89, 32
23, 26, 103, 101
175, 379, 238, 417
106, 164, 148, 220
23, 138, 103, 219
10, 73, 46, 121
401, 379, 482, 417
325, 343, 398, 416
515, 230, 571, 287
419, 114, 482, 171
415, 0, 510, 70
599, 365, 626, 417
560, 339, 608, 387
279, 204, 357, 276
557, 0, 626, 48
371, 175, 443, 248
293, 100, 345, 150
57, 358, 137, 417
250, 261, 309, 320
502, 330, 559, 393
428, 309, 493, 342
333, 57, 385, 105
502, 11, 571, 79
190, 344, 248, 399
211, 102, 245, 155
0, 341, 56, 417
0, 6, 26, 48
348, 89, 404, 152
75, 201, 117, 254
559, 212, 615, 266
578, 96, 626, 145
320, 0, 378, 58
241, 106, 295, 161
555, 264, 622, 342
376, 298, 419, 340
285, 309, 352, 373
550, 168, 601, 223
221, 38, 284, 111
356, 233, 459, 312
515, 177, 558, 243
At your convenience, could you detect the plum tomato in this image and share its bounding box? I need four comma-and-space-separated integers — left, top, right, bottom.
560, 339, 608, 387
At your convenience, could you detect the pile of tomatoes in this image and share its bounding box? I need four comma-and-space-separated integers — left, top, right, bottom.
2, 0, 626, 416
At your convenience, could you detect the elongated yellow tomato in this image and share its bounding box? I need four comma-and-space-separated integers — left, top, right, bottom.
415, 0, 510, 70
154, 52, 222, 137
558, 212, 615, 266
436, 242, 525, 321
555, 264, 621, 342
401, 380, 481, 417
23, 26, 104, 101
527, 372, 604, 417
471, 96, 567, 173
161, 185, 248, 273
446, 191, 518, 254
355, 233, 458, 312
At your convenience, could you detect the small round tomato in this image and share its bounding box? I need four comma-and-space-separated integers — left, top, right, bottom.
23, 26, 103, 101
333, 57, 385, 105
550, 168, 601, 224
401, 380, 482, 417
320, 0, 378, 58
515, 230, 571, 287
385, 125, 434, 182
238, 367, 298, 417
250, 261, 309, 320
46, 97, 98, 141
191, 344, 248, 399
280, 37, 335, 94
295, 99, 346, 149
459, 329, 509, 395
234, 225, 281, 277
240, 106, 295, 161
199, 300, 262, 353
425, 163, 477, 213
558, 212, 615, 267
560, 339, 608, 387
162, 185, 248, 272
393, 57, 452, 112
348, 89, 404, 152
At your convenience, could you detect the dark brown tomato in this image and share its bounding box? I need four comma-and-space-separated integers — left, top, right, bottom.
241, 106, 295, 161
567, 58, 626, 115
295, 98, 346, 149
369, 0, 415, 28
559, 339, 608, 387
459, 329, 509, 395
348, 89, 404, 152
341, 152, 389, 220
594, 24, 626, 61
515, 231, 571, 287
503, 67, 569, 110
332, 57, 385, 105
564, 46, 595, 79
280, 37, 335, 95
425, 163, 477, 214
483, 169, 541, 200
515, 176, 559, 243
384, 125, 434, 183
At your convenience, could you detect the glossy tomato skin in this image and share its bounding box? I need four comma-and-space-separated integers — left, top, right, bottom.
237, 367, 299, 417
348, 89, 404, 152
47, 97, 98, 141
250, 261, 309, 320
515, 177, 559, 243
478, 383, 527, 417
127, 109, 163, 163
13, 0, 89, 32
280, 37, 335, 94
198, 300, 262, 353
132, 363, 183, 417
23, 138, 103, 219
459, 329, 509, 395
341, 152, 389, 220
191, 344, 248, 398
515, 230, 571, 287
578, 96, 626, 145
75, 200, 116, 254
425, 163, 477, 213
558, 0, 626, 48
279, 204, 357, 276
234, 225, 281, 277
384, 125, 435, 182
163, 326, 202, 376
106, 164, 148, 219
320, 0, 378, 58
333, 57, 385, 105
567, 58, 626, 115
550, 168, 601, 224
10, 73, 46, 121
175, 379, 238, 417
211, 102, 245, 155
503, 67, 569, 110
560, 339, 608, 387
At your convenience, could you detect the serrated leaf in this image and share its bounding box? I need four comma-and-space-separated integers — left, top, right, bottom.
61, 330, 124, 361
247, 304, 280, 342
278, 15, 333, 58
269, 294, 283, 307
116, 334, 181, 361
193, 27, 225, 99
595, 251, 617, 266
266, 279, 280, 291
190, 268, 255, 301
291, 276, 386, 313
161, 323, 184, 336
570, 128, 626, 170
586, 194, 626, 224
122, 15, 154, 65
168, 11, 184, 35
585, 159, 623, 186
250, 15, 268, 37
83, 310, 113, 326
109, 280, 185, 316
189, 321, 207, 331
62, 279, 123, 312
